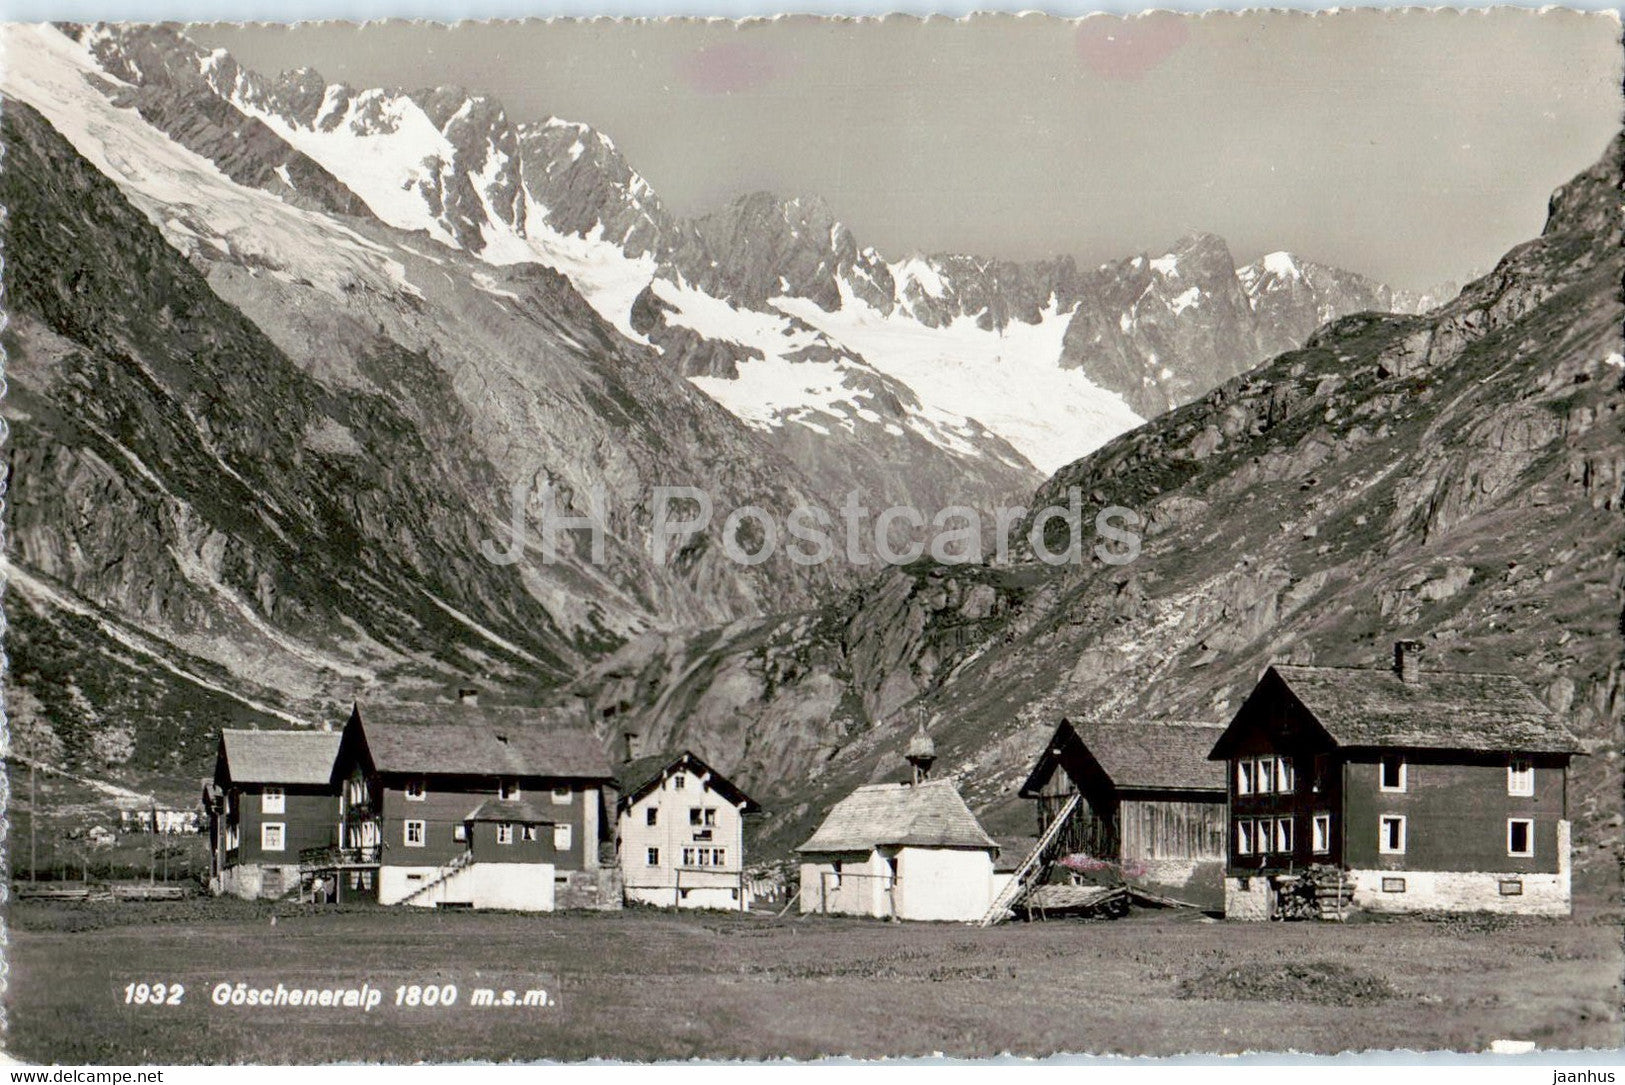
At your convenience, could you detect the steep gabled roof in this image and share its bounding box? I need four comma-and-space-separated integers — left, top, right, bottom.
613, 750, 760, 813
1018, 719, 1226, 797
1267, 664, 1580, 754
219, 729, 341, 786
796, 780, 997, 854
354, 702, 613, 780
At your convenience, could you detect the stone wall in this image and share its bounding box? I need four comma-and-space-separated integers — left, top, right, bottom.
556, 867, 623, 911
1348, 819, 1571, 916
1223, 875, 1273, 920
220, 863, 299, 900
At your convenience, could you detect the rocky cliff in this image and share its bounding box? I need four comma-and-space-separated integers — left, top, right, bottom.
71, 22, 1422, 485
574, 133, 1624, 874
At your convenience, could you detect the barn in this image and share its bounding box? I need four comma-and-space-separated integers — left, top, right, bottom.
1210, 642, 1583, 919
797, 779, 998, 922
1011, 718, 1228, 909
203, 729, 341, 900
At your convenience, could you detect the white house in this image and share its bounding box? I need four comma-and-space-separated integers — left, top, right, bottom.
616, 750, 761, 910
797, 779, 999, 922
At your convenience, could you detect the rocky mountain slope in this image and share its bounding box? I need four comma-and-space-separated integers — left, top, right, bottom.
574, 132, 1624, 875
74, 21, 1422, 482
0, 44, 847, 772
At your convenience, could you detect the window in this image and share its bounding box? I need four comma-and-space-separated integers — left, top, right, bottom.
671, 776, 686, 791
1236, 819, 1255, 855
261, 787, 285, 814
1275, 757, 1295, 794
646, 807, 659, 826
261, 823, 285, 851
1507, 819, 1534, 857
1237, 760, 1255, 796
1499, 879, 1524, 896
453, 824, 468, 843
1508, 758, 1534, 797
702, 808, 718, 827
522, 825, 538, 842
1380, 755, 1407, 793
497, 823, 513, 845
682, 848, 696, 867
1312, 813, 1331, 854
1379, 815, 1406, 855
404, 820, 426, 847
696, 848, 711, 867
646, 847, 660, 866
1381, 877, 1407, 893
711, 848, 727, 866
1274, 817, 1294, 854
831, 860, 843, 887
689, 807, 703, 826
1255, 757, 1275, 794
499, 781, 520, 801
404, 780, 426, 802
553, 824, 572, 851
551, 786, 571, 805
1311, 754, 1330, 793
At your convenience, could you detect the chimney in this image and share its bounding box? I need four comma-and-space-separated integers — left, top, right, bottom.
622, 731, 640, 764
1393, 640, 1423, 684
457, 686, 479, 706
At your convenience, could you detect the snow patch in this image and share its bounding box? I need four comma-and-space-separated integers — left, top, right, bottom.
1, 24, 423, 303
1263, 251, 1302, 280
773, 284, 1143, 473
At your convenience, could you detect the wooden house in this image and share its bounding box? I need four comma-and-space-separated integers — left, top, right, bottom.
614, 749, 761, 910
1208, 642, 1583, 919
324, 694, 618, 911
1015, 719, 1227, 908
797, 779, 998, 922
203, 729, 341, 900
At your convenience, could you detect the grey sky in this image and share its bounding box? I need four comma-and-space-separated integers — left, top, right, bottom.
193, 12, 1622, 291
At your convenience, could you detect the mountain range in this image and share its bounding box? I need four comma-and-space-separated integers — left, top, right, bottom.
7, 20, 1612, 879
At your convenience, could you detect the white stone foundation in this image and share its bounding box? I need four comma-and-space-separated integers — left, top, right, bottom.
379, 863, 557, 911
1223, 875, 1273, 920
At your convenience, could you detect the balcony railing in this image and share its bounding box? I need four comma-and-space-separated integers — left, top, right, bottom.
300, 845, 381, 867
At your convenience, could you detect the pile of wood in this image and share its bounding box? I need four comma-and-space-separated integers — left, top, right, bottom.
1313, 879, 1356, 921
1016, 883, 1129, 920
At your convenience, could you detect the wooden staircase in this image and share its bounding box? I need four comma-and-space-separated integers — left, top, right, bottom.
396, 850, 475, 906
976, 792, 1081, 927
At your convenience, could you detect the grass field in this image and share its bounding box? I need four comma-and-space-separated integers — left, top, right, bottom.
6, 898, 1621, 1062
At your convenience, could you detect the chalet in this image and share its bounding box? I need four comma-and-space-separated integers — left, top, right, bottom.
1208, 642, 1583, 919
797, 746, 999, 922
324, 694, 619, 911
615, 748, 761, 910
1013, 719, 1227, 909
203, 729, 341, 900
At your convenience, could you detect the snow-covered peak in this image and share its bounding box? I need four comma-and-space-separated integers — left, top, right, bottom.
1263, 251, 1303, 280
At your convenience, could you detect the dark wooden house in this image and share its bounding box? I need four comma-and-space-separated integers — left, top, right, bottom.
1208, 642, 1583, 919
203, 729, 341, 900
324, 694, 618, 911
1015, 719, 1227, 908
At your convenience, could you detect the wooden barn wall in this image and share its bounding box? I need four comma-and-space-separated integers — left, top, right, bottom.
1119, 798, 1226, 861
